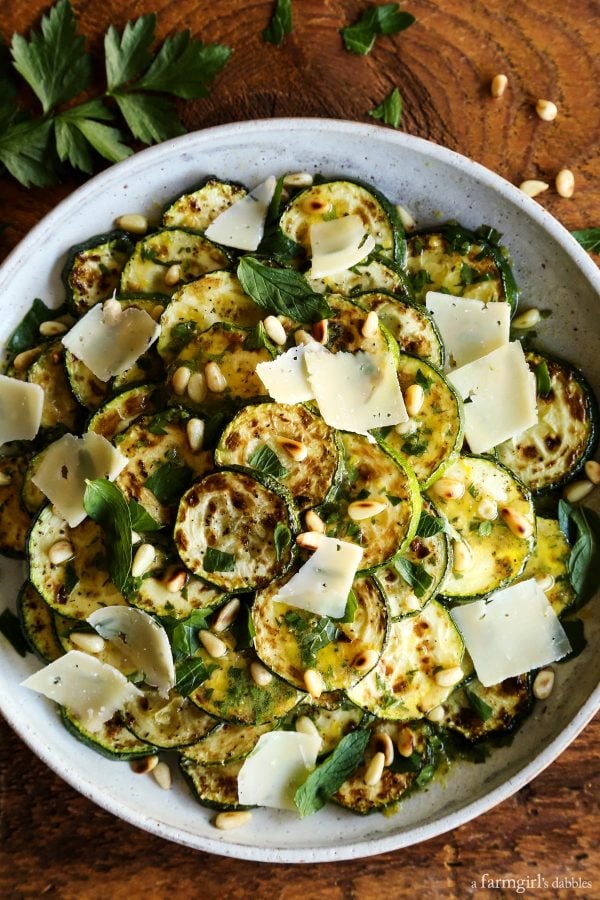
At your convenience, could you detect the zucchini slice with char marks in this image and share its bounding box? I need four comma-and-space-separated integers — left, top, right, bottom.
175, 469, 299, 592
54, 617, 140, 674
27, 341, 80, 433
64, 349, 110, 411
321, 432, 421, 572
308, 255, 409, 298
120, 228, 230, 296
62, 709, 155, 760
289, 698, 365, 756
517, 517, 576, 617
126, 543, 224, 619
181, 721, 273, 765
430, 455, 535, 601
442, 674, 532, 741
253, 575, 388, 692
215, 402, 341, 511
17, 581, 63, 663
22, 449, 49, 515
354, 291, 444, 368
496, 351, 597, 494
62, 230, 135, 316
0, 455, 32, 556
162, 177, 247, 232
87, 384, 161, 440
346, 600, 464, 720
124, 688, 216, 749
309, 294, 393, 357
180, 758, 248, 811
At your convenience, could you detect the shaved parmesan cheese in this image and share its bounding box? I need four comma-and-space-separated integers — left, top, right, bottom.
237, 731, 321, 810
62, 302, 160, 382
0, 374, 44, 445
21, 650, 143, 732
305, 349, 408, 435
204, 176, 276, 251
448, 342, 537, 454
255, 343, 323, 403
32, 432, 127, 527
274, 536, 363, 618
425, 292, 510, 369
88, 606, 175, 697
451, 579, 571, 686
309, 215, 376, 279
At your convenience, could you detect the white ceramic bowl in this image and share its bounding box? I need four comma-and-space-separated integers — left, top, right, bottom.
1, 119, 598, 863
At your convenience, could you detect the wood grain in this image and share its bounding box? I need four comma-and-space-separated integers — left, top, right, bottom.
1, 0, 599, 895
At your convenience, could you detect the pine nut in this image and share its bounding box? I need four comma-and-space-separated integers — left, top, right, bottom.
213, 598, 241, 633
296, 531, 325, 551
304, 509, 326, 533
130, 754, 159, 774
556, 169, 575, 199
102, 298, 122, 326
396, 727, 414, 758
364, 751, 385, 786
295, 329, 314, 346
186, 418, 205, 452
584, 460, 600, 485
519, 180, 549, 198
477, 498, 498, 520
214, 810, 253, 830
426, 705, 445, 723
500, 506, 534, 538
283, 171, 314, 188
164, 264, 181, 286
13, 347, 41, 371
152, 761, 172, 789
404, 384, 425, 417
250, 660, 272, 686
373, 731, 394, 766
70, 632, 106, 654
361, 311, 380, 338
48, 540, 75, 565
165, 568, 188, 593
0, 472, 12, 487
151, 304, 164, 321
535, 99, 558, 121
276, 436, 308, 462
535, 573, 555, 593
263, 315, 287, 345
395, 204, 416, 231
347, 499, 387, 521
295, 716, 322, 743
490, 73, 508, 98
452, 540, 473, 573
39, 320, 68, 337
131, 531, 141, 545
312, 319, 328, 344
395, 419, 417, 436
511, 308, 541, 329
435, 666, 464, 688
303, 668, 325, 698
171, 366, 191, 395
563, 480, 594, 503
187, 372, 207, 404
205, 361, 227, 393
115, 214, 148, 234
199, 630, 228, 658
131, 542, 155, 578
352, 648, 380, 672
431, 478, 465, 501
533, 668, 555, 700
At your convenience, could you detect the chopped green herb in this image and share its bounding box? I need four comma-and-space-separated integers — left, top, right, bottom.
7, 297, 66, 354
274, 522, 292, 561
415, 368, 434, 392
394, 558, 433, 598
400, 432, 428, 456
163, 609, 211, 660
175, 657, 216, 695
416, 511, 445, 538
128, 499, 162, 531
230, 602, 256, 650
336, 589, 358, 624
558, 500, 600, 605
477, 520, 493, 537
294, 728, 370, 816
283, 610, 338, 667
247, 443, 288, 479
466, 687, 493, 721
263, 0, 293, 46
368, 87, 403, 129
571, 228, 600, 254
203, 547, 236, 573
387, 494, 402, 507
341, 3, 415, 55
64, 561, 79, 595
534, 361, 552, 398
0, 608, 29, 657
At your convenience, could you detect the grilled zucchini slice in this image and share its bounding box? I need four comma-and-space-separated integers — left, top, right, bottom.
64, 349, 110, 411
215, 402, 341, 511
123, 689, 215, 749
62, 230, 135, 316
120, 229, 230, 296
162, 178, 247, 231
0, 455, 32, 556
62, 710, 155, 759
17, 581, 63, 662
517, 517, 576, 617
310, 294, 394, 356
354, 291, 444, 367
26, 342, 80, 433
126, 544, 224, 619
308, 255, 410, 298
180, 758, 248, 811
87, 384, 161, 440
181, 721, 273, 765
21, 450, 48, 515
442, 674, 532, 741
496, 352, 597, 493
289, 699, 366, 756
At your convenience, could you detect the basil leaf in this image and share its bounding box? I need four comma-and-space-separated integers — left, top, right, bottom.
175, 657, 215, 695
571, 228, 600, 254
237, 257, 332, 323
83, 479, 131, 591
204, 547, 236, 573
294, 728, 370, 817
394, 558, 433, 599
247, 443, 288, 478
7, 297, 65, 354
416, 511, 445, 538
0, 608, 29, 657
274, 522, 292, 561
558, 501, 600, 604
534, 360, 552, 397
466, 687, 494, 722
341, 3, 415, 55
128, 498, 162, 531
558, 619, 587, 662
230, 602, 256, 650
145, 461, 192, 505
263, 0, 293, 46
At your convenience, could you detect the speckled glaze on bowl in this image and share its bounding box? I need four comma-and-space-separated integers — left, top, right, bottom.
0, 119, 598, 863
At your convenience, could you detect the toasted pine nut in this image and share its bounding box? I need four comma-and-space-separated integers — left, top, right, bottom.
535, 99, 558, 121
396, 727, 414, 758
296, 531, 325, 551
199, 630, 228, 658
295, 329, 314, 346
395, 204, 416, 231
435, 666, 464, 688
584, 460, 600, 485
490, 73, 508, 98
352, 648, 380, 672
500, 507, 534, 538
0, 472, 12, 487
276, 436, 308, 462
250, 660, 272, 686
151, 304, 164, 321
283, 171, 314, 188
477, 498, 498, 521
452, 540, 473, 573
205, 361, 227, 393
48, 540, 75, 566
519, 180, 549, 198
404, 384, 425, 417
13, 347, 41, 371
102, 298, 122, 326
295, 716, 322, 742
373, 731, 394, 766
511, 308, 541, 329
312, 319, 328, 345
431, 478, 465, 501
361, 311, 380, 338
303, 668, 325, 699
39, 320, 68, 337
563, 480, 594, 503
165, 568, 188, 593
70, 632, 106, 654
364, 751, 385, 786
152, 761, 172, 789
131, 754, 159, 774
164, 264, 181, 287
214, 810, 253, 830
171, 365, 191, 395
535, 573, 555, 593
426, 705, 445, 723
131, 542, 155, 578
395, 419, 417, 436
213, 598, 241, 633
115, 214, 148, 234
533, 668, 555, 700
187, 372, 207, 404
186, 418, 205, 452
305, 509, 326, 533
347, 499, 387, 521
263, 315, 286, 346
556, 169, 575, 199
131, 531, 141, 545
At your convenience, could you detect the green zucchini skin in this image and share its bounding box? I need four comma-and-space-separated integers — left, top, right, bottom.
17, 581, 63, 663
0, 455, 32, 557
310, 294, 396, 357
27, 341, 81, 434
517, 517, 576, 617
353, 290, 445, 368
123, 689, 216, 749
86, 384, 161, 440
61, 230, 135, 316
162, 176, 247, 232
180, 758, 250, 811
61, 710, 155, 760
288, 699, 366, 757
181, 721, 274, 765
64, 349, 110, 412
442, 674, 533, 741
307, 255, 409, 299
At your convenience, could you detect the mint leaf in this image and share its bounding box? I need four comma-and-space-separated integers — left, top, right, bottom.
128, 499, 162, 532
113, 92, 184, 144
341, 3, 415, 55
558, 501, 600, 605
466, 687, 493, 721
237, 257, 332, 323
294, 728, 370, 817
0, 608, 29, 657
145, 462, 192, 505
394, 558, 433, 598
104, 15, 156, 90
7, 297, 63, 354
175, 657, 215, 695
263, 0, 293, 46
416, 511, 445, 538
83, 479, 131, 591
534, 360, 552, 398
274, 522, 292, 561
571, 228, 600, 254
248, 443, 288, 479
0, 116, 55, 187
204, 547, 236, 573
135, 32, 231, 99
283, 610, 338, 667
337, 589, 358, 624
369, 87, 403, 128
230, 602, 256, 650
163, 610, 211, 660
10, 0, 91, 114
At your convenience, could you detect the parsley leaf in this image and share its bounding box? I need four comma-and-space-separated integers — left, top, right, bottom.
0, 116, 55, 188
203, 547, 236, 573
369, 87, 403, 128
0, 608, 29, 657
135, 31, 231, 99
83, 479, 131, 591
394, 558, 433, 598
237, 257, 332, 323
341, 3, 415, 55
263, 0, 293, 46
55, 99, 131, 171
112, 92, 184, 145
571, 228, 600, 254
294, 729, 370, 817
247, 443, 288, 479
104, 15, 156, 90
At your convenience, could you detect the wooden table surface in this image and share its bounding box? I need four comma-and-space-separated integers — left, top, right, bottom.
1, 0, 598, 896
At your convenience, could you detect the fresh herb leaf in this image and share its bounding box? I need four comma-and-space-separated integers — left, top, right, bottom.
263, 0, 293, 46
113, 92, 184, 145
83, 479, 131, 591
135, 31, 231, 99
571, 228, 600, 254
145, 461, 192, 505
163, 610, 211, 660
243, 321, 271, 351
0, 608, 29, 657
294, 728, 370, 817
7, 297, 62, 354
55, 99, 131, 170
415, 763, 436, 787
283, 610, 338, 667
128, 499, 162, 532
387, 494, 402, 507
558, 619, 587, 662
415, 368, 434, 392
175, 657, 215, 695
400, 432, 428, 456
230, 602, 256, 650
394, 558, 433, 599
369, 87, 403, 128
64, 561, 79, 595
203, 547, 236, 573
337, 589, 358, 624
247, 443, 288, 479
147, 408, 188, 436
416, 511, 445, 538
274, 522, 292, 561
558, 501, 600, 605
466, 687, 493, 721
477, 520, 493, 537
341, 3, 415, 55
104, 15, 156, 90
237, 257, 332, 323
0, 117, 56, 188
410, 270, 433, 293
534, 360, 552, 397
